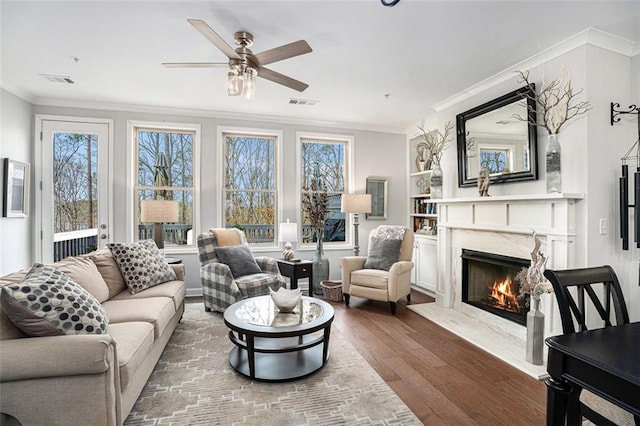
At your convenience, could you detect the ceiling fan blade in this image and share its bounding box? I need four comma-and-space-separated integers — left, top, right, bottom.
162, 62, 228, 68
258, 67, 309, 92
254, 40, 312, 66
187, 19, 240, 60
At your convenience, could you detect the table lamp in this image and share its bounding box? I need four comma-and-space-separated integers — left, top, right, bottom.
140, 200, 179, 250
341, 193, 372, 256
279, 219, 298, 261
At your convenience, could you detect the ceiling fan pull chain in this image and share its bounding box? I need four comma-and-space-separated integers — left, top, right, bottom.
381, 0, 400, 6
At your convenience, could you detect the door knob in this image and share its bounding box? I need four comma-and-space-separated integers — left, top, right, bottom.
100, 234, 107, 239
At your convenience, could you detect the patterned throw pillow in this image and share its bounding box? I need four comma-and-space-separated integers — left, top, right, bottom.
108, 240, 177, 294
364, 237, 402, 271
0, 264, 109, 336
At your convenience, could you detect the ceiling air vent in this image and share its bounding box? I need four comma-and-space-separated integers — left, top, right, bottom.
40, 74, 75, 84
289, 98, 317, 106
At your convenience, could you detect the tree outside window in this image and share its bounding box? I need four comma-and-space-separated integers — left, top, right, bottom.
300, 137, 348, 244
135, 127, 195, 246
53, 133, 98, 233
223, 133, 277, 245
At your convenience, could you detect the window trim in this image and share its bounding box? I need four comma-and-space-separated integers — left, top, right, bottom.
126, 120, 201, 253
217, 126, 283, 251
296, 131, 353, 251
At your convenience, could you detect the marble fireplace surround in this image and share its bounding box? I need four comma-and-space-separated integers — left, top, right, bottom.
430, 193, 584, 378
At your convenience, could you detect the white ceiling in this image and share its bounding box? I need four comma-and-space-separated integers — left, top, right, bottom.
1, 0, 639, 133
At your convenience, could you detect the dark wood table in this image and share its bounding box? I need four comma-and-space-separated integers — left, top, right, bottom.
223, 295, 334, 382
545, 322, 640, 425
277, 259, 313, 296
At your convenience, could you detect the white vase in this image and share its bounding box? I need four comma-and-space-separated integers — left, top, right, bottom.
430, 164, 443, 199
546, 134, 561, 193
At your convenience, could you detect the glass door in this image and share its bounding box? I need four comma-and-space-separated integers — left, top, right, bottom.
38, 118, 111, 262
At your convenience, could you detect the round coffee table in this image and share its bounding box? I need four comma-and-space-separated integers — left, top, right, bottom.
223, 295, 334, 382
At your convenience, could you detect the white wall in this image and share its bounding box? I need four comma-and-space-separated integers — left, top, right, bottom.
22, 103, 407, 293
0, 89, 33, 275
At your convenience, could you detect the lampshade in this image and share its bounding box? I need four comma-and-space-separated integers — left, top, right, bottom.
140, 200, 179, 223
279, 220, 298, 243
341, 194, 372, 214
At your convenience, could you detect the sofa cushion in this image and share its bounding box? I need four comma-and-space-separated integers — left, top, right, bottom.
89, 248, 127, 299
108, 240, 177, 294
364, 237, 402, 271
102, 297, 175, 338
351, 269, 390, 289
52, 256, 110, 303
1, 264, 108, 336
215, 245, 261, 278
110, 280, 185, 311
107, 321, 154, 391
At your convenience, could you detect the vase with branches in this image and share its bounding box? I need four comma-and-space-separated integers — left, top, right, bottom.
417, 120, 454, 198
515, 231, 554, 365
514, 69, 592, 193
302, 175, 330, 294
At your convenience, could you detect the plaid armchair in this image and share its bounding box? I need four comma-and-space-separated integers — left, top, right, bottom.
197, 229, 286, 313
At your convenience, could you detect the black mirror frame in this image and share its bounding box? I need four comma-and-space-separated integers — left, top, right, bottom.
456, 85, 538, 188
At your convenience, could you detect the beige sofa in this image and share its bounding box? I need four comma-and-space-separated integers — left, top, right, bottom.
0, 248, 186, 426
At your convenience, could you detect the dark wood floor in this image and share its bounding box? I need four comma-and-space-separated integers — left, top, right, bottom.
328, 290, 547, 425
188, 290, 547, 425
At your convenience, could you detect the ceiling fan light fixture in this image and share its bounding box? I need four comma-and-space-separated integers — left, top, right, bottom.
242, 68, 256, 99
227, 70, 241, 96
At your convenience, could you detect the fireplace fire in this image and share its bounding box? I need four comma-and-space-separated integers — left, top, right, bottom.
461, 249, 530, 326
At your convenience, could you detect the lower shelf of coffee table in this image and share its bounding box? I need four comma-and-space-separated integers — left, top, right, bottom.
229, 336, 329, 382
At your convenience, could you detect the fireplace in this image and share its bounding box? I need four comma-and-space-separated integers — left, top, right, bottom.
461, 249, 530, 326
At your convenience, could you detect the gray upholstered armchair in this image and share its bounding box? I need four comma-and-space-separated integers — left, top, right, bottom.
197, 228, 286, 313
339, 225, 414, 314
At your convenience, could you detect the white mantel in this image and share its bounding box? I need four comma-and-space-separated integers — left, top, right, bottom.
433, 193, 584, 336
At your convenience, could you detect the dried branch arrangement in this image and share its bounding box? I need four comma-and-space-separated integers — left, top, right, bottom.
302, 178, 328, 231
514, 69, 592, 135
417, 120, 455, 165
517, 231, 553, 299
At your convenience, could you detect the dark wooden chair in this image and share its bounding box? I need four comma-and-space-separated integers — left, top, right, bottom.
544, 266, 638, 426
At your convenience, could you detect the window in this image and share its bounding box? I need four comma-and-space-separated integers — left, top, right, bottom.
222, 130, 279, 245
133, 123, 198, 248
299, 134, 351, 245
479, 144, 513, 174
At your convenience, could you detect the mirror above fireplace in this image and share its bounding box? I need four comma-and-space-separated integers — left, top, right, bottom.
456, 85, 538, 188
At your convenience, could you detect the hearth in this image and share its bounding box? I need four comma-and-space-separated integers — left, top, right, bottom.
461, 249, 530, 326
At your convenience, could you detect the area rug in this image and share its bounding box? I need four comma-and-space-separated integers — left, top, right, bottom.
125, 303, 421, 425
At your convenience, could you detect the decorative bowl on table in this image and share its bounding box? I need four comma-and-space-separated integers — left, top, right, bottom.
270, 287, 302, 313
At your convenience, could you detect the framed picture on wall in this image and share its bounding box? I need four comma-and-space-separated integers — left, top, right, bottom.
2, 158, 30, 218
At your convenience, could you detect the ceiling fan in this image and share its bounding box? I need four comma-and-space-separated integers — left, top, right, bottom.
162, 19, 312, 98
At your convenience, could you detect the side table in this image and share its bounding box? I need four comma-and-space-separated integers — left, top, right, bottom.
277, 259, 313, 297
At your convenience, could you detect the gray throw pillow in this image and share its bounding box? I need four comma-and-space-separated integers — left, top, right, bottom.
364, 237, 402, 271
215, 245, 262, 278
108, 240, 177, 294
1, 263, 109, 336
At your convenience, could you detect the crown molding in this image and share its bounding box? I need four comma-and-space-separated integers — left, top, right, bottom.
13, 94, 405, 135
0, 80, 36, 104
431, 28, 638, 114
